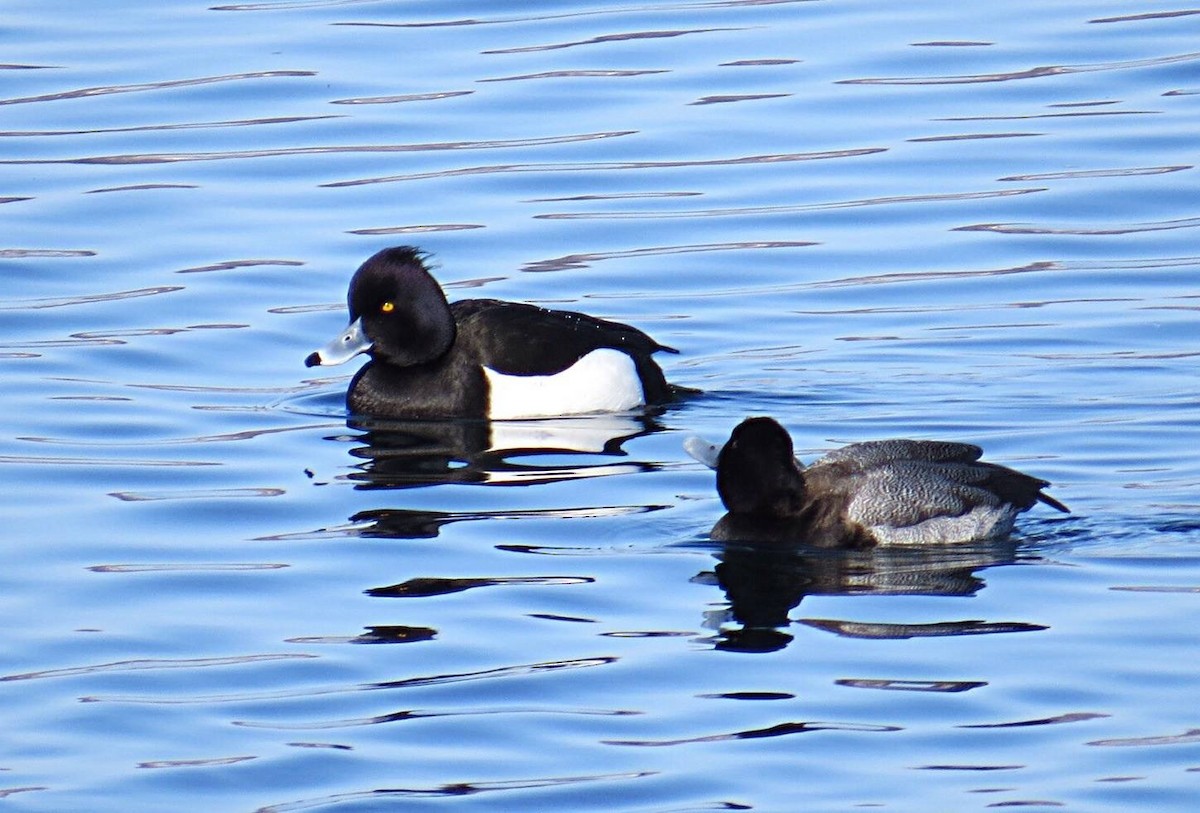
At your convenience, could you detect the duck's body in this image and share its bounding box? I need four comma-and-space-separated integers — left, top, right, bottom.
305, 247, 677, 419
688, 417, 1068, 547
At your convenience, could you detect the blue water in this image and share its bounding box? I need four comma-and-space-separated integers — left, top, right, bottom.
3, 1, 1200, 810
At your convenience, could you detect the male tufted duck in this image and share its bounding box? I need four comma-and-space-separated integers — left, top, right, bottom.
305, 246, 680, 419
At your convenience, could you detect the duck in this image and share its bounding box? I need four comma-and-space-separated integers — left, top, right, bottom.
686, 417, 1068, 547
305, 246, 680, 419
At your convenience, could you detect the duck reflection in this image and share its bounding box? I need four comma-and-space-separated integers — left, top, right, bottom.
696, 520, 1035, 652
340, 412, 662, 489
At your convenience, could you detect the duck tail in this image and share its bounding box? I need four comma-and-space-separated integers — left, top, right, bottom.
1037, 489, 1070, 514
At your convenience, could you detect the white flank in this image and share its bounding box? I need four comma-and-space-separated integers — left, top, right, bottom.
867, 505, 1019, 546
483, 348, 645, 420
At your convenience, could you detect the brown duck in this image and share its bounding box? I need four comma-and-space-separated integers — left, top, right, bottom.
687, 417, 1069, 547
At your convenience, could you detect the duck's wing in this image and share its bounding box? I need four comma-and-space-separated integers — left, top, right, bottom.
452, 299, 675, 377
815, 439, 983, 472
845, 459, 1067, 532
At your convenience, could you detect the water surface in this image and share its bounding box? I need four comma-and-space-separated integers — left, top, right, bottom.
3, 1, 1200, 810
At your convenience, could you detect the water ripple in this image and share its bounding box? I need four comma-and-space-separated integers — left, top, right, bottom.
331, 0, 806, 28
0, 249, 95, 259
83, 656, 618, 704
998, 165, 1191, 182
0, 453, 218, 468
253, 772, 656, 813
956, 216, 1200, 236
484, 28, 743, 55
606, 720, 902, 746
89, 563, 288, 573
1088, 728, 1200, 747
535, 187, 1043, 221
841, 50, 1200, 85
522, 241, 816, 272
234, 705, 637, 731
322, 147, 886, 187
3, 131, 636, 166
801, 619, 1046, 639
331, 90, 473, 104
961, 712, 1110, 729
480, 69, 670, 83
835, 679, 988, 693
367, 576, 594, 598
691, 93, 792, 105
138, 755, 257, 769
108, 487, 286, 502
2, 653, 314, 683
0, 115, 339, 138
176, 259, 303, 274
0, 70, 313, 106
1090, 10, 1200, 24
0, 285, 182, 311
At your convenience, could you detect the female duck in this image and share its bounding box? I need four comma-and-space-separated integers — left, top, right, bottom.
687, 417, 1068, 547
306, 246, 679, 419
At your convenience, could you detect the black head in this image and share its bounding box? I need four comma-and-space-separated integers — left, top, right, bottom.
348, 247, 456, 366
716, 417, 808, 517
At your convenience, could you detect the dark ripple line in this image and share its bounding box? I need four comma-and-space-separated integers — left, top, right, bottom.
836, 678, 987, 692
935, 109, 1159, 121
82, 656, 616, 704
216, 0, 370, 9
961, 712, 1110, 729
808, 256, 1200, 289
909, 132, 1041, 142
840, 50, 1200, 85
480, 69, 671, 83
0, 115, 340, 137
20, 422, 330, 447
0, 70, 314, 106
233, 705, 638, 731
2, 131, 635, 166
522, 240, 815, 272
1091, 9, 1200, 24
692, 93, 792, 105
534, 187, 1043, 221
1089, 728, 1200, 747
253, 772, 656, 812
90, 563, 289, 573
139, 755, 256, 769
176, 258, 303, 274
3, 653, 313, 682
367, 576, 594, 598
109, 487, 286, 502
606, 720, 902, 746
331, 90, 473, 104
955, 216, 1200, 236
86, 184, 199, 193
331, 0, 808, 29
999, 165, 1191, 181
484, 28, 741, 54
0, 249, 95, 259
0, 452, 219, 468
0, 285, 183, 310
322, 147, 885, 187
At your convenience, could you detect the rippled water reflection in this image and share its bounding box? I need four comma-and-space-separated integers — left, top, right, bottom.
3, 0, 1200, 810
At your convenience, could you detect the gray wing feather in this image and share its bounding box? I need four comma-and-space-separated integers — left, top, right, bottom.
816, 440, 983, 471
845, 461, 1003, 528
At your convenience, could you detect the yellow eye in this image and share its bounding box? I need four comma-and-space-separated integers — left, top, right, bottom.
381, 301, 395, 313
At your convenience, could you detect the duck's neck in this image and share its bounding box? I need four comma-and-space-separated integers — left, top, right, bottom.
717, 458, 808, 518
